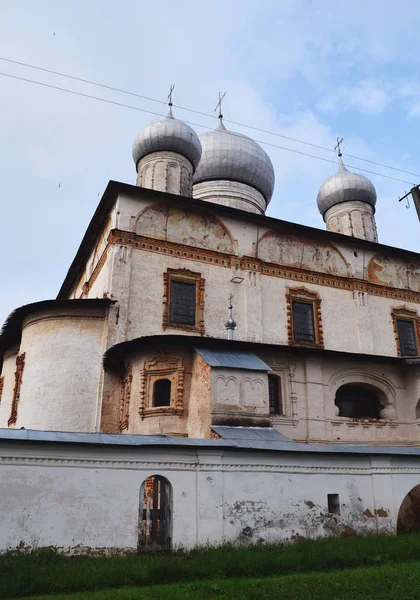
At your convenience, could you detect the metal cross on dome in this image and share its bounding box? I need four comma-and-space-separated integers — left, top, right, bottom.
167, 84, 175, 107
335, 136, 344, 158
214, 92, 226, 120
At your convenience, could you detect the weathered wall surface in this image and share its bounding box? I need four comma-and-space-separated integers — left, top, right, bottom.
258, 351, 417, 445
0, 437, 418, 553
0, 307, 108, 432
211, 368, 269, 427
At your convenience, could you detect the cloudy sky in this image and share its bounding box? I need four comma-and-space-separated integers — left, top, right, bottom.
1, 0, 420, 324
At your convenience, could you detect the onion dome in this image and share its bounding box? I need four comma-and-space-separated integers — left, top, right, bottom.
317, 160, 377, 218
193, 120, 275, 204
132, 107, 202, 170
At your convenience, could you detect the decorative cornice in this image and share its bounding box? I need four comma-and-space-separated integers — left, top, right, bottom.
1, 455, 420, 474
82, 229, 420, 305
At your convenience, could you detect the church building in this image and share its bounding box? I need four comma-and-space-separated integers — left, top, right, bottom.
2, 101, 420, 553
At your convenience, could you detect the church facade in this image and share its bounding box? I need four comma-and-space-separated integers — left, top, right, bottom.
2, 104, 420, 552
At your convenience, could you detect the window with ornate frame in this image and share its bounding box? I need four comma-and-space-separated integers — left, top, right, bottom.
162, 269, 205, 334
392, 307, 420, 357
286, 288, 323, 348
140, 354, 185, 418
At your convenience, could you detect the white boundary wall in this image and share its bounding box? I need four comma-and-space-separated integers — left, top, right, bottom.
1, 435, 420, 553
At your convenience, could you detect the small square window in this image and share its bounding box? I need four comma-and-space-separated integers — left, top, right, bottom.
327, 494, 340, 515
292, 300, 315, 343
396, 319, 418, 357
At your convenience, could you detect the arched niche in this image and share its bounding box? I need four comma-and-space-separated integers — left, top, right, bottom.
328, 369, 396, 420
257, 231, 350, 277
397, 485, 420, 534
367, 254, 420, 291
416, 399, 420, 420
139, 475, 172, 551
135, 204, 234, 254
334, 383, 384, 419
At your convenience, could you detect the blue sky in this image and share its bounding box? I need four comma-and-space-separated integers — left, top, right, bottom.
1, 0, 420, 324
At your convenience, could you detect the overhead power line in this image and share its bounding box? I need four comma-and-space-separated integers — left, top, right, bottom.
0, 69, 416, 187
1, 56, 418, 180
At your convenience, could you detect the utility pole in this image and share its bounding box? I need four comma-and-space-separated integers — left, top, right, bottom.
399, 186, 420, 222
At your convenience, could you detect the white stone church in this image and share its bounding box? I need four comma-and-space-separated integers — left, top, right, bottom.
1, 103, 420, 553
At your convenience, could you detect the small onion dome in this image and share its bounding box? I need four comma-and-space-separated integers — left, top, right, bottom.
317, 161, 377, 217
132, 108, 202, 170
193, 120, 275, 204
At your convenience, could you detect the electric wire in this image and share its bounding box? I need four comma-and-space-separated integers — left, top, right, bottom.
1, 56, 418, 180
0, 69, 416, 186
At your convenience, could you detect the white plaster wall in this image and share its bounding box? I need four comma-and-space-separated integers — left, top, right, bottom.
1, 440, 417, 553
13, 307, 108, 432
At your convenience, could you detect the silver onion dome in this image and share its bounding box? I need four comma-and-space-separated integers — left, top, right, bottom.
132, 108, 202, 169
193, 120, 275, 203
317, 161, 377, 217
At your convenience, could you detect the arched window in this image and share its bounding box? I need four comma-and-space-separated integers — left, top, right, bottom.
139, 475, 172, 550
397, 485, 420, 534
268, 374, 282, 415
153, 379, 171, 407
335, 383, 382, 419
416, 400, 420, 420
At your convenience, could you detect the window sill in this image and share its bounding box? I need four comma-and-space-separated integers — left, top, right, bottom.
289, 340, 324, 349
140, 407, 183, 419
163, 323, 204, 335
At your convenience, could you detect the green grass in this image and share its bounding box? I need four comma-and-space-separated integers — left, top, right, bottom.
13, 562, 420, 600
3, 534, 420, 599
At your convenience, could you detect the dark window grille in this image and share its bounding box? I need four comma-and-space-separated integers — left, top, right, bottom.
169, 280, 196, 326
396, 319, 418, 356
268, 374, 282, 415
292, 301, 315, 343
153, 379, 171, 407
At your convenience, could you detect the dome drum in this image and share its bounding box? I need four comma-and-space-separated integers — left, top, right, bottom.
193, 179, 266, 214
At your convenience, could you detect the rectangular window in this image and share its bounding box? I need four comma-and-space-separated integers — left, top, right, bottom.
169, 280, 196, 326
268, 374, 282, 415
292, 301, 315, 343
396, 319, 418, 357
327, 494, 340, 515
163, 269, 205, 334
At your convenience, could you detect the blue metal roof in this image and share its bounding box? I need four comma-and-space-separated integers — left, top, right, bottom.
212, 426, 292, 443
194, 347, 270, 370
1, 428, 420, 457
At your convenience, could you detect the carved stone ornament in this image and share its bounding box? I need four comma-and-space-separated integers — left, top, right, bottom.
8, 353, 25, 427
119, 364, 133, 432
139, 353, 185, 419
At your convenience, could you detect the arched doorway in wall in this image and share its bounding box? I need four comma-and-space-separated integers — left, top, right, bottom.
139, 475, 172, 551
334, 383, 384, 418
397, 485, 420, 534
